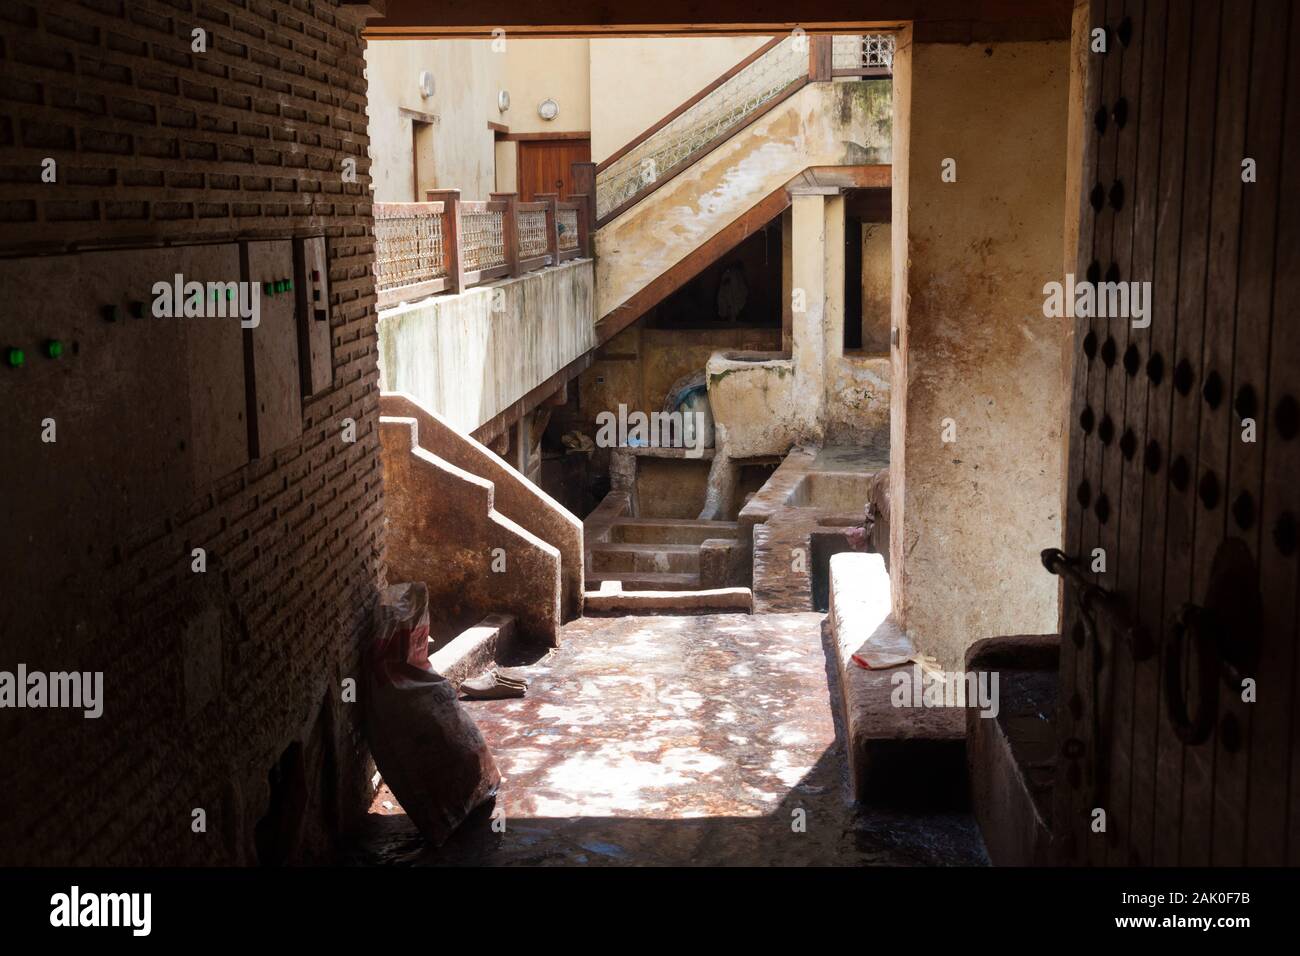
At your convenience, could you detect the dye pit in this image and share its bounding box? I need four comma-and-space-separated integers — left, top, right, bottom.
351, 613, 987, 866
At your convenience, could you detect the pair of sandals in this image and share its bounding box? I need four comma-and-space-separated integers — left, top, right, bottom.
459, 666, 529, 700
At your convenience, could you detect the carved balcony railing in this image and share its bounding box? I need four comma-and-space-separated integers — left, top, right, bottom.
373, 191, 591, 309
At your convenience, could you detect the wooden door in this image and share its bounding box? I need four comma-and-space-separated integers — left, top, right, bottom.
1054, 0, 1299, 866
517, 139, 592, 201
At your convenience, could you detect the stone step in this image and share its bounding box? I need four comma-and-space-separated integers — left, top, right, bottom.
828, 552, 966, 808
588, 542, 701, 573
609, 518, 739, 545
586, 569, 701, 591
584, 579, 753, 614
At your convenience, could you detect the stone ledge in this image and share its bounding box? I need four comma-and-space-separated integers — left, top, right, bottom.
828, 552, 966, 807
428, 613, 517, 689
965, 634, 1059, 866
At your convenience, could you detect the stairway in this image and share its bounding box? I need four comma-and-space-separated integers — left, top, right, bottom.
587, 517, 742, 591
591, 33, 893, 341
379, 392, 586, 646
583, 507, 743, 592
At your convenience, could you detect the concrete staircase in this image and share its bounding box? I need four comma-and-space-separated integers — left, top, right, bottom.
591, 37, 891, 342
380, 391, 583, 622
379, 392, 586, 646
586, 516, 741, 591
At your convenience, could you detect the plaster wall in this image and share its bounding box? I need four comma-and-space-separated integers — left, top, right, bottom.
892, 38, 1070, 668
862, 223, 893, 352
708, 191, 891, 460
504, 39, 592, 135
578, 325, 783, 429
365, 40, 502, 201
376, 260, 596, 435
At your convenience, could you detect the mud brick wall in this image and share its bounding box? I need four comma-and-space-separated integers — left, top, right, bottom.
0, 0, 383, 864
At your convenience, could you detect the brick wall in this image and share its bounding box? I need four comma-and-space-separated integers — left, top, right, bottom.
0, 0, 383, 864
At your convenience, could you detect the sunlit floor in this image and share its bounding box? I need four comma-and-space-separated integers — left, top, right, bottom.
351, 613, 988, 866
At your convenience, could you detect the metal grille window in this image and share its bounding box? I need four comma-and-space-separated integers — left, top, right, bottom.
832, 33, 896, 72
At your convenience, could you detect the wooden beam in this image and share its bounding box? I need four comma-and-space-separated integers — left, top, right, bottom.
492, 192, 522, 276
808, 33, 833, 81
596, 184, 791, 344
499, 131, 592, 142
365, 1, 1073, 41
425, 189, 463, 293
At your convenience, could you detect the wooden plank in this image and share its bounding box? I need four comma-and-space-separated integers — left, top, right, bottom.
1054, 0, 1108, 865
492, 192, 522, 277
501, 130, 592, 141
1080, 0, 1124, 869
1269, 3, 1300, 867
1138, 0, 1196, 868
809, 33, 833, 80
1240, 0, 1295, 868
1135, 0, 1194, 868
364, 0, 1074, 42
596, 184, 790, 342
375, 276, 448, 309
1164, 0, 1222, 868
1192, 0, 1253, 868
1101, 0, 1148, 867
1123, 0, 1171, 868
570, 161, 598, 233
425, 189, 464, 293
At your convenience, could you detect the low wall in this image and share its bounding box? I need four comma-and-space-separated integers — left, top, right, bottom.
380, 417, 562, 646
377, 260, 597, 435
825, 354, 891, 452
705, 352, 803, 459
381, 392, 584, 622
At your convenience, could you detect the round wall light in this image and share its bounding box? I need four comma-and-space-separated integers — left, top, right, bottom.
497, 90, 511, 113
537, 98, 559, 121
418, 71, 435, 98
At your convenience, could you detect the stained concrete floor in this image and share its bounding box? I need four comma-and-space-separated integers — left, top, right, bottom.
351, 612, 988, 866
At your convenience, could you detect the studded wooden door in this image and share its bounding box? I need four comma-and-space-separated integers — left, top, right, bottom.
1053, 0, 1300, 866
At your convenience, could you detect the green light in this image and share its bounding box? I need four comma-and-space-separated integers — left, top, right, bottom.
102, 304, 120, 322
44, 339, 63, 359
129, 301, 145, 319
6, 347, 24, 368
263, 281, 274, 295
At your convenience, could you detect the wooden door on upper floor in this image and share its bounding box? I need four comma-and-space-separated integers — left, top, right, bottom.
517, 138, 592, 201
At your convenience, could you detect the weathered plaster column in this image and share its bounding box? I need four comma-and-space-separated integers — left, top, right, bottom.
789, 186, 837, 442
890, 31, 1070, 668
780, 206, 794, 354
823, 192, 847, 409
